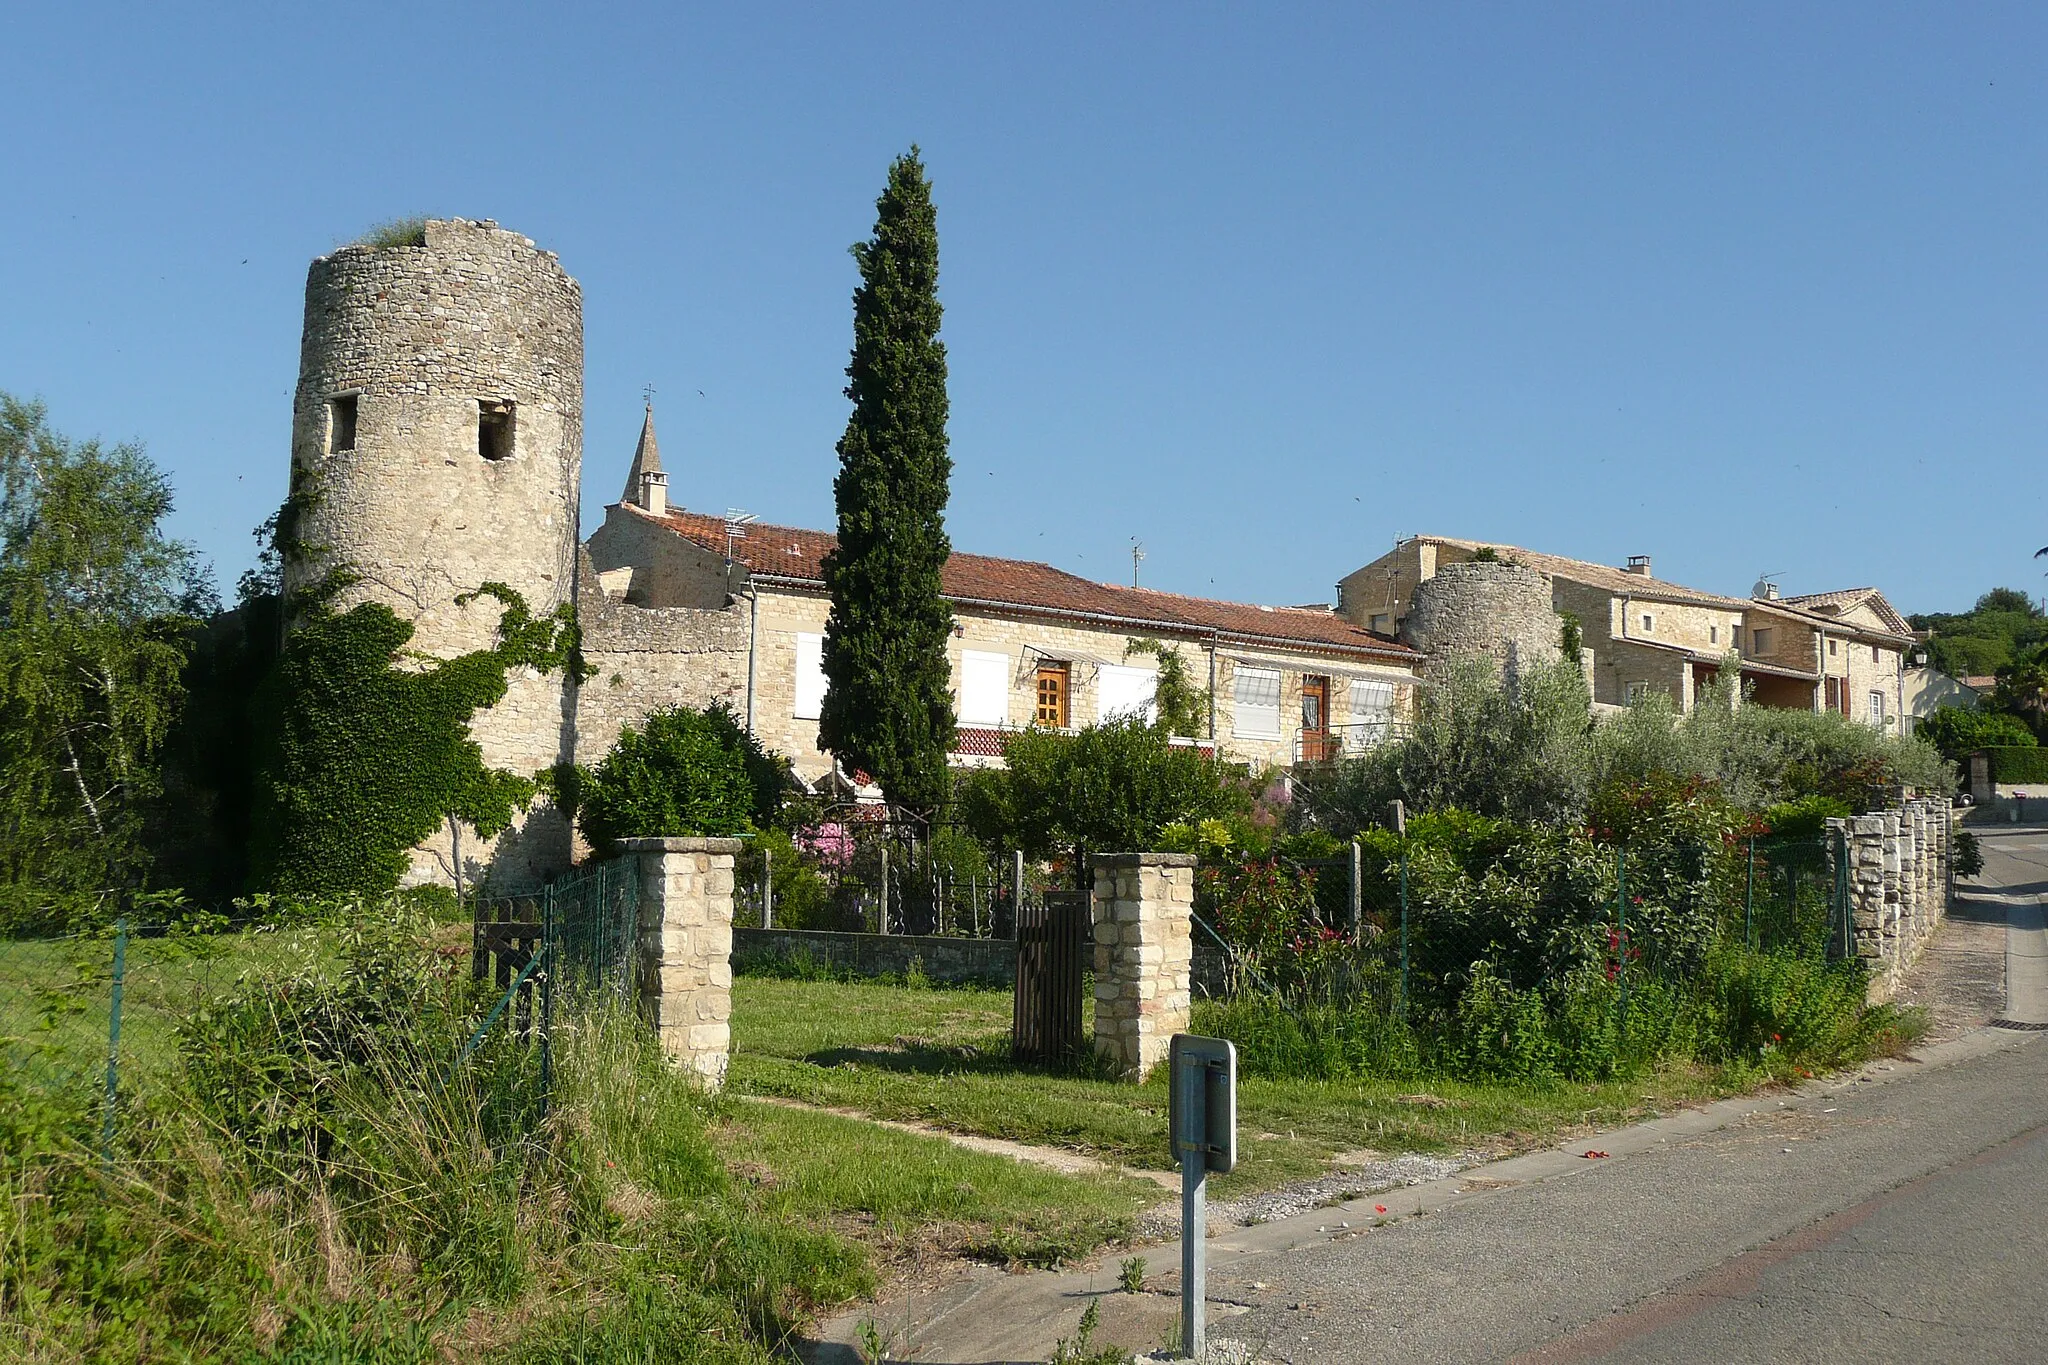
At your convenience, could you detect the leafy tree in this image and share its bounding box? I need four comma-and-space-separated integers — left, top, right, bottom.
579, 704, 785, 854
955, 715, 1245, 876
1910, 588, 2048, 680
818, 148, 956, 817
0, 396, 212, 929
1914, 705, 2037, 764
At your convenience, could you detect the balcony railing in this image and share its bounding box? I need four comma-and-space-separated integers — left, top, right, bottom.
1294, 719, 1407, 765
951, 723, 1216, 759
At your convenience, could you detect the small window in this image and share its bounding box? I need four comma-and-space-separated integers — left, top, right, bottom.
478, 399, 515, 461
1625, 681, 1649, 706
1641, 613, 1654, 632
327, 394, 357, 454
1034, 663, 1070, 728
1232, 667, 1282, 739
1753, 627, 1773, 654
1828, 639, 1837, 656
1868, 690, 1886, 723
1709, 626, 1718, 645
1873, 644, 1881, 663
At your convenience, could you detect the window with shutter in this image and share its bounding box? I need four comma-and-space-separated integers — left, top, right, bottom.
958, 650, 1010, 726
1347, 678, 1397, 748
1232, 667, 1282, 739
1096, 663, 1158, 725
793, 633, 827, 720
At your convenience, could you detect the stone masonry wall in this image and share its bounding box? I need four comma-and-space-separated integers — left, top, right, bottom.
623, 836, 739, 1089
1091, 852, 1195, 1079
1831, 797, 1952, 1003
1399, 562, 1561, 681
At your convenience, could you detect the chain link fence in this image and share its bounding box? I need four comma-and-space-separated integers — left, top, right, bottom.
1192, 829, 1854, 1060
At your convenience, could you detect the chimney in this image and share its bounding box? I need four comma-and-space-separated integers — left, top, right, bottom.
1624, 555, 1653, 577
1762, 582, 1779, 601
639, 468, 668, 516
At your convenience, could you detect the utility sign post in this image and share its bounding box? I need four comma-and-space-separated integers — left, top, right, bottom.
1170, 1034, 1237, 1360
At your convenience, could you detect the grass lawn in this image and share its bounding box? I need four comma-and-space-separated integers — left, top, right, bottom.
0, 926, 341, 1088
729, 975, 1741, 1197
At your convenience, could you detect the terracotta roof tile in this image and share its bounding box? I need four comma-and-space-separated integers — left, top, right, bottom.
655, 508, 1414, 658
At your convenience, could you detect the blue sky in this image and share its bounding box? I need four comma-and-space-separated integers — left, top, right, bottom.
4, 3, 2042, 617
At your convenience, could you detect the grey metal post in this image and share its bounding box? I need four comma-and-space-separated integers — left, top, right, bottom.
1013, 849, 1025, 938
1348, 839, 1363, 939
763, 846, 774, 930
1178, 1058, 1207, 1359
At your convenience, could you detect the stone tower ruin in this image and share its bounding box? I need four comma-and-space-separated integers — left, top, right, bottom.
1397, 560, 1563, 682
287, 218, 584, 885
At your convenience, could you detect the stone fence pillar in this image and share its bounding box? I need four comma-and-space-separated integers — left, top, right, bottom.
1090, 853, 1196, 1079
619, 836, 741, 1090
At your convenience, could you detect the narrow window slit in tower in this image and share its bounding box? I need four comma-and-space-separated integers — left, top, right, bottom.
479, 399, 515, 461
327, 394, 357, 454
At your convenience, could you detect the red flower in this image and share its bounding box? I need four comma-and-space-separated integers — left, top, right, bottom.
1374, 1204, 1387, 1214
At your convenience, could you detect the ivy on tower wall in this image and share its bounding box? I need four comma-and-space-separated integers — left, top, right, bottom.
247, 582, 583, 897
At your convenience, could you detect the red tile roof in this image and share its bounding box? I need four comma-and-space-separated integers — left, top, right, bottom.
653, 507, 1414, 659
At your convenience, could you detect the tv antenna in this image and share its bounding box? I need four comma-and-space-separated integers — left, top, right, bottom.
1131, 538, 1146, 587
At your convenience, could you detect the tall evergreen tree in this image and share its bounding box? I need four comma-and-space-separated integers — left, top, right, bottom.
819, 148, 956, 815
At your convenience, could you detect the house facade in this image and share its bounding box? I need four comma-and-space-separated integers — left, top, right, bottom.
1337, 536, 1913, 724
582, 409, 1425, 788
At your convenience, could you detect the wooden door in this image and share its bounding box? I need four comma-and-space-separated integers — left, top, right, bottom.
1301, 675, 1331, 762
1013, 890, 1088, 1064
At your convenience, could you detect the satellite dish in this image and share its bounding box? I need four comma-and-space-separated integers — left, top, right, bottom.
1752, 578, 1772, 598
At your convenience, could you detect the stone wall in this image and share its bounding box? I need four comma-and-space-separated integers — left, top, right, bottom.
1090, 853, 1196, 1079
623, 836, 739, 1089
1398, 562, 1561, 680
733, 928, 1015, 984
1830, 797, 1953, 1003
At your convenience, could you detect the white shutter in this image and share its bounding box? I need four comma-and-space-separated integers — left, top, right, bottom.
959, 650, 1010, 726
1232, 667, 1282, 739
1348, 679, 1395, 719
1096, 664, 1158, 724
793, 633, 827, 720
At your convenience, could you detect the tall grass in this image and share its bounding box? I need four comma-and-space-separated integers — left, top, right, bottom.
0, 914, 868, 1363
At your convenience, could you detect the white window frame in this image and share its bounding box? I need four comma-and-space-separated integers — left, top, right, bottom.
957, 649, 1010, 727
1868, 690, 1886, 724
793, 632, 827, 720
1625, 680, 1649, 706
1232, 666, 1283, 740
1096, 663, 1158, 726
1641, 613, 1654, 633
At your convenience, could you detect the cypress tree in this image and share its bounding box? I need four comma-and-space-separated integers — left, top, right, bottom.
819, 148, 956, 816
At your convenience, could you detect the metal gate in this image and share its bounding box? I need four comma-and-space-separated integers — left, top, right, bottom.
1013, 889, 1090, 1064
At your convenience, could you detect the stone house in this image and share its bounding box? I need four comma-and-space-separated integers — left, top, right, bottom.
583, 409, 1424, 786
1337, 536, 1913, 721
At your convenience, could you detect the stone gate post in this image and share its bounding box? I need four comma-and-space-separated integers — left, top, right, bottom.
620, 836, 741, 1090
1090, 853, 1196, 1079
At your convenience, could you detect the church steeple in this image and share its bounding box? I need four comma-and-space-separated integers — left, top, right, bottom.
621, 403, 668, 513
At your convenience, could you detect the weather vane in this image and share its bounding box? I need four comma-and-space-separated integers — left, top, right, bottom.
642, 383, 656, 407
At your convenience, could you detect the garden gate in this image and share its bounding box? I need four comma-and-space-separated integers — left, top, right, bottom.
1012, 889, 1089, 1063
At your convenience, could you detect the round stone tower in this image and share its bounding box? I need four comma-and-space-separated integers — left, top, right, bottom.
288, 217, 582, 659
1398, 561, 1563, 680
287, 218, 583, 884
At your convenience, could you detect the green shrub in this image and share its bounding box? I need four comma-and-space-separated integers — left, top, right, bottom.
1915, 706, 2035, 765
579, 704, 786, 853
1447, 961, 1560, 1082
1989, 746, 2048, 785
1954, 830, 1984, 878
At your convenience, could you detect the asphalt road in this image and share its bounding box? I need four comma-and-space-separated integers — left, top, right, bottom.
1217, 827, 2048, 1365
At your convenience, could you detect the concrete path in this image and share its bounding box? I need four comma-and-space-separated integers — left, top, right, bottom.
801, 828, 2048, 1364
